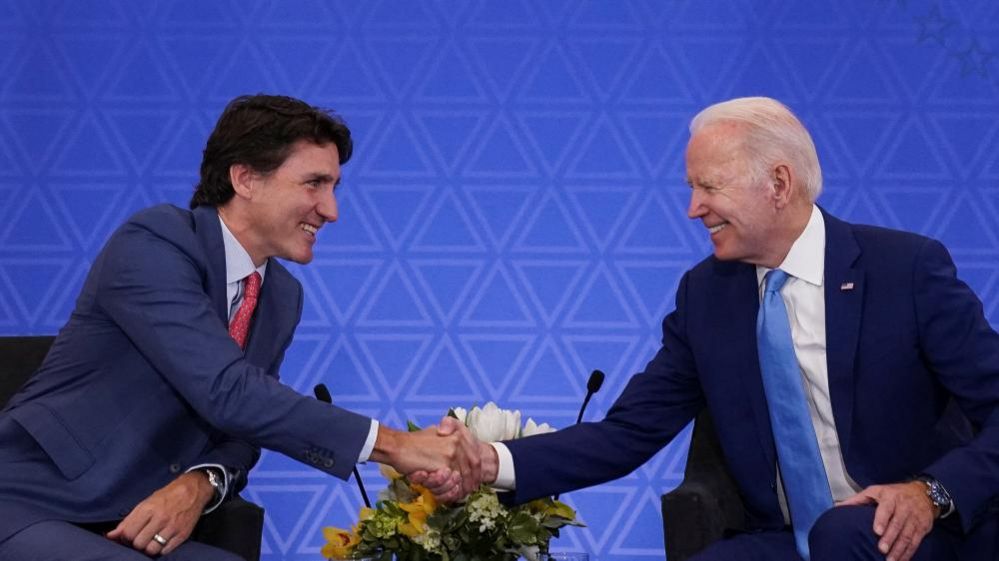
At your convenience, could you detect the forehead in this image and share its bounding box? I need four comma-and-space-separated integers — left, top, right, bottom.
278, 140, 341, 173
685, 123, 748, 179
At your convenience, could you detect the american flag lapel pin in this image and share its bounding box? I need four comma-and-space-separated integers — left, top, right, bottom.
840, 282, 854, 291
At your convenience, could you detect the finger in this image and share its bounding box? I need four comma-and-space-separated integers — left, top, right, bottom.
876, 500, 904, 554
421, 468, 454, 489
871, 491, 894, 537
887, 512, 931, 561
107, 509, 150, 545
160, 532, 187, 556
886, 522, 920, 561
134, 521, 164, 553
143, 533, 168, 557
408, 470, 430, 484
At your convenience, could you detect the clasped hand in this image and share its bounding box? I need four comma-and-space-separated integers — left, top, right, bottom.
389, 417, 497, 503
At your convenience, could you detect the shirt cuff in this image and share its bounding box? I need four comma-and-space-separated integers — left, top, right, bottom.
491, 442, 516, 490
186, 463, 229, 515
357, 419, 379, 463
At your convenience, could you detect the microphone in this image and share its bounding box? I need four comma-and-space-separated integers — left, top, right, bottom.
556, 369, 605, 501
575, 369, 605, 425
313, 383, 372, 509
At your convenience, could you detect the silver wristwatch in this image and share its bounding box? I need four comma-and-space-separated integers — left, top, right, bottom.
916, 475, 952, 517
202, 468, 223, 501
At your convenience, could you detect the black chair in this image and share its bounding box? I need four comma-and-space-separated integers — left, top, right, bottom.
0, 335, 264, 561
661, 409, 744, 561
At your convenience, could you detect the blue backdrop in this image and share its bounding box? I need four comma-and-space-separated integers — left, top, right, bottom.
2, 1, 998, 559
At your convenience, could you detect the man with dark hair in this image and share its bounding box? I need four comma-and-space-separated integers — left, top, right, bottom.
0, 94, 475, 561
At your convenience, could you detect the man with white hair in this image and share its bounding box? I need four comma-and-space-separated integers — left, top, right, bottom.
426, 97, 999, 561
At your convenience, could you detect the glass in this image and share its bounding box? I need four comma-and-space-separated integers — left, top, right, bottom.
539, 553, 589, 561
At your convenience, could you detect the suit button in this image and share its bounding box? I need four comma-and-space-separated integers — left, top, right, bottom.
323, 459, 334, 468
169, 463, 181, 474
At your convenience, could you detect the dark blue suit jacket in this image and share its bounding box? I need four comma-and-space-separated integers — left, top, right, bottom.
505, 210, 998, 553
0, 204, 372, 542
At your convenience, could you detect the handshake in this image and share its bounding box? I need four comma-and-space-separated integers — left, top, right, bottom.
370, 415, 500, 503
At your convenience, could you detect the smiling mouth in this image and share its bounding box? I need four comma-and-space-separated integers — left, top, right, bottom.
708, 223, 727, 235
301, 223, 318, 237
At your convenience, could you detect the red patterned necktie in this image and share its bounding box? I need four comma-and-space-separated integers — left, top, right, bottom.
229, 271, 261, 349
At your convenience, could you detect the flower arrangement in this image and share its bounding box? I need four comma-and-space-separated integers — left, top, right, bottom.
322, 403, 584, 561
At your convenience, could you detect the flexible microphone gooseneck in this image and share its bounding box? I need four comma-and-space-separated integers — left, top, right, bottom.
313, 383, 372, 508
575, 369, 605, 425
556, 369, 606, 501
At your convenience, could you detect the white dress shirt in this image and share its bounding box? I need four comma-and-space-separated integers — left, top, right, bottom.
491, 205, 862, 507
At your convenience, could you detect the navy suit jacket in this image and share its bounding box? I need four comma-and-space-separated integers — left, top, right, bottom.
505, 210, 998, 551
0, 204, 372, 541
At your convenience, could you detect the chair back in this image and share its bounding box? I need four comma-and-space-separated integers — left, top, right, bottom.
0, 336, 56, 407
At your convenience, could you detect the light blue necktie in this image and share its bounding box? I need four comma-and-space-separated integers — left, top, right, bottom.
757, 269, 833, 560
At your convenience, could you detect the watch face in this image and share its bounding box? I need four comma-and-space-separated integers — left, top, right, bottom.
921, 477, 951, 509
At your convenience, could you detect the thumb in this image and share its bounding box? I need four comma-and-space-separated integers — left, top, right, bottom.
837, 491, 877, 507
438, 416, 462, 435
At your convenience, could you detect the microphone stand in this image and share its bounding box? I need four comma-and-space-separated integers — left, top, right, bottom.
314, 383, 372, 509
556, 369, 605, 501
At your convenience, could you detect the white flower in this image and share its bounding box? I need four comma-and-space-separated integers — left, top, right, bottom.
450, 407, 468, 424
521, 418, 555, 437
467, 492, 504, 532
466, 402, 521, 442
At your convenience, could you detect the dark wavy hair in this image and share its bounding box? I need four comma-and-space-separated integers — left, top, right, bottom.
190, 94, 353, 208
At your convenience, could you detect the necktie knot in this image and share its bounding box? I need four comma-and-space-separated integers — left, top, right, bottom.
764, 269, 790, 295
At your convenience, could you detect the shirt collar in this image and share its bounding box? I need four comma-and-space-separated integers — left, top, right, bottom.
756, 204, 825, 288
218, 214, 267, 285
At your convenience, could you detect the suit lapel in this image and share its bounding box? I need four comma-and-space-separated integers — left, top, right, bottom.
245, 259, 297, 368
821, 210, 864, 457
712, 260, 779, 472
734, 265, 779, 471
193, 206, 229, 326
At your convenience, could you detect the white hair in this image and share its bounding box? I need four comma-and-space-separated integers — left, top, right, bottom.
689, 97, 823, 201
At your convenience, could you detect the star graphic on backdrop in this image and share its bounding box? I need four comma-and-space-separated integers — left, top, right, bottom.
954, 38, 996, 78
914, 5, 956, 47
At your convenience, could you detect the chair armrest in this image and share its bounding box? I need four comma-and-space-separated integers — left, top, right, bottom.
192, 495, 264, 561
662, 478, 741, 561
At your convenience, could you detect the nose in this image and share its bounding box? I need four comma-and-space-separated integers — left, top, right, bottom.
687, 189, 706, 220
318, 188, 338, 223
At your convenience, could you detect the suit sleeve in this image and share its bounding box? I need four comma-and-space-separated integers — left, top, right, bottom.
914, 238, 999, 531
93, 219, 371, 480
504, 271, 705, 503
189, 285, 304, 494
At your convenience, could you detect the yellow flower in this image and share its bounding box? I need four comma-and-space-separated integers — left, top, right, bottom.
379, 463, 403, 481
397, 485, 438, 537
529, 498, 577, 521
320, 526, 359, 560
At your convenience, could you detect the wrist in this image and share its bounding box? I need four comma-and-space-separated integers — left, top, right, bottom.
480, 442, 499, 485
370, 425, 401, 465
182, 470, 217, 507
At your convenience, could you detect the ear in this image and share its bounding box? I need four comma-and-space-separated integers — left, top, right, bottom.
772, 163, 794, 209
229, 163, 256, 200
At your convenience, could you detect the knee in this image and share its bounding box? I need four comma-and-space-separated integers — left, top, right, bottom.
809, 506, 880, 561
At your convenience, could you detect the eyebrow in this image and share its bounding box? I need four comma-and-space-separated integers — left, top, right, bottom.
303, 173, 341, 188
